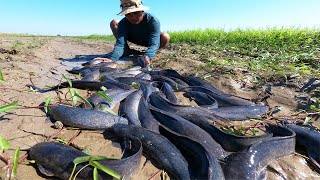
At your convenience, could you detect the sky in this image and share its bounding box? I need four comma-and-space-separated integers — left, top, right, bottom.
1, 0, 320, 36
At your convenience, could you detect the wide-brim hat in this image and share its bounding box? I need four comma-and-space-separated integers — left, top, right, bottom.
117, 0, 149, 16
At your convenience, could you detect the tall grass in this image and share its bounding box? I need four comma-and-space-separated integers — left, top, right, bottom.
167, 28, 320, 82
169, 27, 320, 53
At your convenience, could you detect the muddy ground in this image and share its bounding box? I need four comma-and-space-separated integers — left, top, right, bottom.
0, 35, 319, 179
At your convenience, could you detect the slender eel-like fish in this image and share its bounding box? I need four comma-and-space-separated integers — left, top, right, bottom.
150, 91, 270, 151
114, 77, 151, 87
180, 90, 218, 109
50, 106, 128, 130
179, 86, 254, 107
151, 75, 186, 90
89, 88, 135, 110
286, 124, 320, 166
146, 69, 186, 80
29, 139, 142, 180
138, 96, 159, 133
149, 92, 226, 123
26, 80, 132, 93
210, 105, 269, 121
111, 124, 191, 180
210, 123, 273, 152
163, 82, 178, 104
134, 72, 152, 80
183, 76, 228, 96
159, 125, 225, 180
123, 90, 142, 126
223, 124, 296, 180
81, 69, 100, 81
150, 106, 226, 161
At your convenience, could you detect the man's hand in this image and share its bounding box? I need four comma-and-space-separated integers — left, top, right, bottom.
138, 55, 150, 67
93, 57, 113, 62
143, 55, 150, 65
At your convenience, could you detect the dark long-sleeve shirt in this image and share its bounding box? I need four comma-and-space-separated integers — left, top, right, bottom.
109, 12, 161, 61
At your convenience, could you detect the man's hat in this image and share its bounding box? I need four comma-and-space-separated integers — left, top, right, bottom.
117, 0, 149, 16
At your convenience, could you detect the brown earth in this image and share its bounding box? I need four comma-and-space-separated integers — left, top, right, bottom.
0, 35, 319, 179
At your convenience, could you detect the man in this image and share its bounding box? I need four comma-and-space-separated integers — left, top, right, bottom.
95, 0, 170, 67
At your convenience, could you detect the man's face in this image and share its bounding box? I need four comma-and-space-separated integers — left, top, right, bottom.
125, 11, 144, 24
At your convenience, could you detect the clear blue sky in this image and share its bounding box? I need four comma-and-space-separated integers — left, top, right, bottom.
1, 0, 319, 36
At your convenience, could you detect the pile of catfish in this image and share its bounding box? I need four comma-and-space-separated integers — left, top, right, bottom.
27, 60, 320, 180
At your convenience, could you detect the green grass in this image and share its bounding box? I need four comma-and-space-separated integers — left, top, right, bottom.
71, 34, 115, 42
169, 27, 320, 51
167, 27, 320, 85
10, 37, 50, 52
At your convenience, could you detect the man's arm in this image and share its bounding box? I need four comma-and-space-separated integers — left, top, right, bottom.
108, 20, 128, 61
144, 17, 161, 60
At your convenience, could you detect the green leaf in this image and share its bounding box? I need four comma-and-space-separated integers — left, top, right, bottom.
11, 147, 20, 177
96, 91, 113, 102
93, 167, 98, 180
98, 105, 117, 115
70, 156, 109, 180
74, 91, 93, 109
73, 156, 109, 165
0, 136, 11, 153
71, 164, 90, 180
28, 86, 39, 93
131, 82, 140, 89
0, 69, 5, 82
250, 128, 258, 136
100, 86, 107, 91
0, 101, 22, 113
303, 116, 312, 125
310, 105, 320, 112
44, 96, 52, 113
63, 74, 72, 88
69, 88, 78, 106
55, 138, 67, 144
82, 147, 90, 154
251, 118, 263, 122
89, 160, 120, 179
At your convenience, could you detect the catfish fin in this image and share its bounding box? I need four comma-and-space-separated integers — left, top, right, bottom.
37, 164, 55, 176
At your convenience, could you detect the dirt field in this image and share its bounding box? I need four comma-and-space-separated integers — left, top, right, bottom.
0, 35, 319, 179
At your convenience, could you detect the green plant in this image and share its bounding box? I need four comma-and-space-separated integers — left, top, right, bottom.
0, 69, 5, 82
0, 136, 10, 152
71, 34, 115, 42
69, 155, 120, 180
62, 74, 92, 108
44, 96, 52, 113
10, 36, 49, 52
95, 91, 112, 102
0, 136, 21, 179
220, 126, 246, 136
164, 27, 320, 83
131, 82, 140, 89
0, 101, 22, 113
95, 87, 115, 115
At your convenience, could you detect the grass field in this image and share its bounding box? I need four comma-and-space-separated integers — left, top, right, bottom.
6, 28, 320, 83
169, 28, 320, 81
